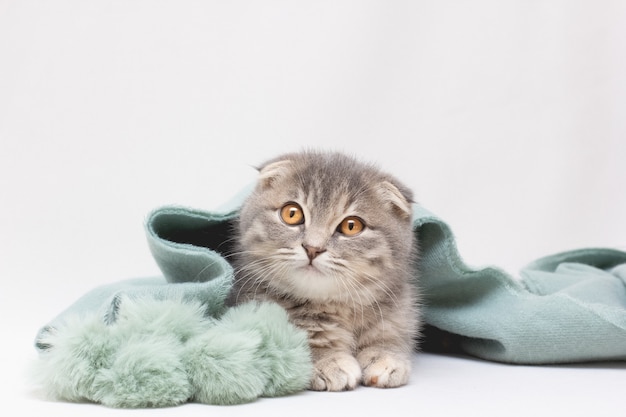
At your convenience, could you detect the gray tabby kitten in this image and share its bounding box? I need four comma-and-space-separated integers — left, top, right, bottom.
226, 151, 420, 391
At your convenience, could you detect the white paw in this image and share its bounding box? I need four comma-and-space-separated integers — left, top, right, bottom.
358, 350, 411, 388
310, 353, 362, 391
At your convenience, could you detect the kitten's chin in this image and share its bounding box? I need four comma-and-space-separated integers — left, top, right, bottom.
279, 266, 342, 302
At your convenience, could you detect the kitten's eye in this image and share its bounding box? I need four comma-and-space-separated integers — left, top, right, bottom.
280, 203, 305, 225
338, 216, 365, 236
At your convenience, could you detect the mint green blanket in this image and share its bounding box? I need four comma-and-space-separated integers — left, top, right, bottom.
414, 205, 626, 363
34, 193, 626, 407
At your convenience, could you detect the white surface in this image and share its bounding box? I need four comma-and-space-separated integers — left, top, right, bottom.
1, 1, 625, 415
14, 354, 626, 416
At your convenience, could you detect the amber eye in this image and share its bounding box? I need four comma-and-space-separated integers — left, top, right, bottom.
338, 216, 365, 236
280, 203, 305, 225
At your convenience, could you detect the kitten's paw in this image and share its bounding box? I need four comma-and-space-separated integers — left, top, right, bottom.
310, 353, 362, 391
357, 350, 411, 388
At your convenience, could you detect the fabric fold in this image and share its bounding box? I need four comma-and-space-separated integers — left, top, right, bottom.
414, 208, 626, 364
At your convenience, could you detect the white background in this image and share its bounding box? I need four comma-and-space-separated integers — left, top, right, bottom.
1, 1, 625, 415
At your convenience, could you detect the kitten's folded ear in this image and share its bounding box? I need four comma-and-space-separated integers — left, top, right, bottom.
377, 180, 413, 220
257, 159, 294, 189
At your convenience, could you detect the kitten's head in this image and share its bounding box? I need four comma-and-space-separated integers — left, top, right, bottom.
234, 151, 415, 303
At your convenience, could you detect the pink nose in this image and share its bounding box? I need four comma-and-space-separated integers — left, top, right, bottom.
302, 244, 326, 263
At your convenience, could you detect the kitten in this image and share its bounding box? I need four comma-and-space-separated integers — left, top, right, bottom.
226, 151, 420, 391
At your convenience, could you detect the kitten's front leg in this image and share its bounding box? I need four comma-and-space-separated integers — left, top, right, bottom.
305, 321, 361, 391
287, 304, 362, 391
310, 349, 362, 391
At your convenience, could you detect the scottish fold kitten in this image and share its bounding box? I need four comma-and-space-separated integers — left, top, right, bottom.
226, 151, 420, 391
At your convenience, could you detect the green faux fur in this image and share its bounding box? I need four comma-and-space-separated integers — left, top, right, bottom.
33, 298, 311, 407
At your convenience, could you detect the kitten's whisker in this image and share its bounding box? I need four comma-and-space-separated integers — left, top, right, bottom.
233, 257, 279, 302
339, 271, 367, 331
233, 253, 295, 303
193, 259, 221, 282
355, 269, 402, 309
329, 258, 400, 310
356, 280, 388, 347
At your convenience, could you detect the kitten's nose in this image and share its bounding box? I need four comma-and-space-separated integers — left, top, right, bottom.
302, 244, 326, 263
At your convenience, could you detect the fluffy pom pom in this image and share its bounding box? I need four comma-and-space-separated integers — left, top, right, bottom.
32, 298, 205, 407
31, 315, 118, 402
113, 296, 212, 343
219, 302, 312, 396
32, 297, 312, 407
183, 326, 269, 405
92, 335, 191, 408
